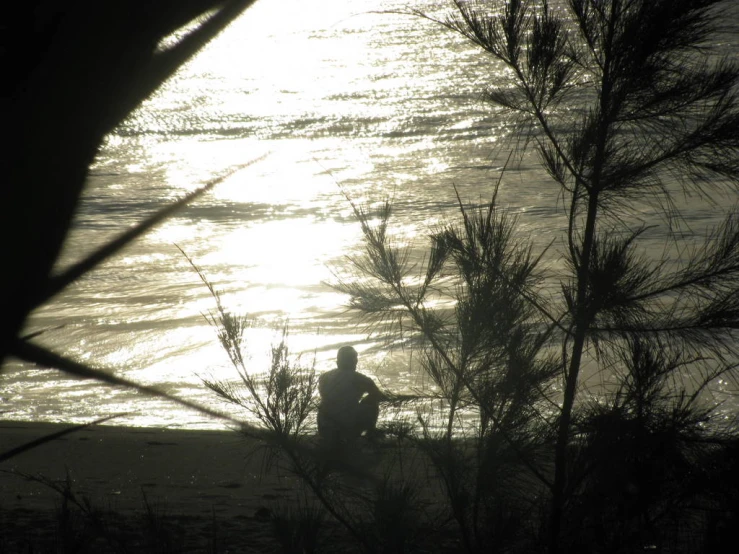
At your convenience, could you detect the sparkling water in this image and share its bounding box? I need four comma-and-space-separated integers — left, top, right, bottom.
3, 0, 737, 429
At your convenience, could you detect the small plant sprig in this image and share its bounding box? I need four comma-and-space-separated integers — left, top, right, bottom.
180, 247, 318, 441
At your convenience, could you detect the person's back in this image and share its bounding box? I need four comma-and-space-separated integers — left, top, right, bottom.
319, 368, 375, 415
318, 346, 384, 442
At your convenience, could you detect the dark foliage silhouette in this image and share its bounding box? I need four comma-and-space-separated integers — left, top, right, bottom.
332, 0, 739, 551
1, 0, 259, 457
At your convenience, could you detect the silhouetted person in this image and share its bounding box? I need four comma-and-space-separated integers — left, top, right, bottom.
318, 346, 386, 442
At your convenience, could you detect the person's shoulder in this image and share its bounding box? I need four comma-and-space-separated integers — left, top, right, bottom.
354, 372, 376, 386
320, 368, 339, 377
319, 368, 337, 383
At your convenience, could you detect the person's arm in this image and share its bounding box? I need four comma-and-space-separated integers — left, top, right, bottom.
318, 372, 329, 399
363, 375, 389, 402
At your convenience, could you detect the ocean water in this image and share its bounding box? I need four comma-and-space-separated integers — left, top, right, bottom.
2, 0, 737, 429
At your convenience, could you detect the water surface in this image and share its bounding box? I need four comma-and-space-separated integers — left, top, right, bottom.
3, 0, 737, 429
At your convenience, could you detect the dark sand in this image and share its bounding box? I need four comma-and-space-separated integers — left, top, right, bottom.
0, 421, 316, 552
0, 421, 450, 553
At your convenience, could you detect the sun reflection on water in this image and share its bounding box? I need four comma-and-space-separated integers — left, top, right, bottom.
3, 0, 650, 430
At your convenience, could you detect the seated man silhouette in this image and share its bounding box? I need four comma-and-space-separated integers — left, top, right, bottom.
318, 346, 386, 442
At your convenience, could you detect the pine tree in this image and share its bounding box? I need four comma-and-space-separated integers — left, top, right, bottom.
336, 1, 739, 550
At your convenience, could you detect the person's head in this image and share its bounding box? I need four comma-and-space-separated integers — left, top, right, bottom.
336, 345, 358, 371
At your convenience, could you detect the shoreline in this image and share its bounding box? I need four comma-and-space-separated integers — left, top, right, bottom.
0, 420, 307, 551
0, 421, 294, 518
0, 421, 451, 552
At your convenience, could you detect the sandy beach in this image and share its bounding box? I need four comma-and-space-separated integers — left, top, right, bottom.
0, 421, 315, 552
0, 421, 450, 553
